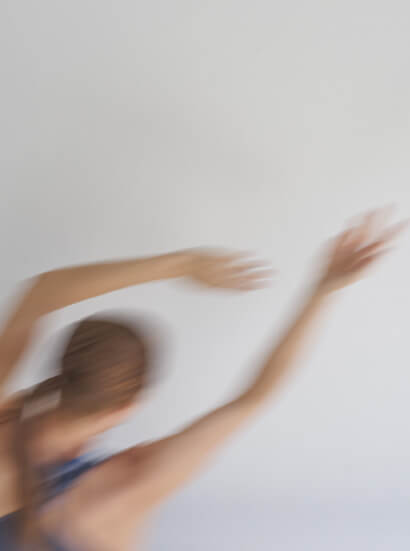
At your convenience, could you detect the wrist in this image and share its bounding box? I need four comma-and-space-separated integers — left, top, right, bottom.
311, 279, 337, 302
161, 250, 197, 279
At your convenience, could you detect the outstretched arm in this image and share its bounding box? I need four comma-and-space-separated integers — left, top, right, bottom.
131, 209, 406, 510
0, 249, 271, 394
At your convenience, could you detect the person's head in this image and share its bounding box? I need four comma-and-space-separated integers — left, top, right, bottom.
55, 315, 149, 431
15, 314, 155, 544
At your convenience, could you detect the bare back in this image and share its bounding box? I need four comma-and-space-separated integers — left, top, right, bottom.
0, 397, 154, 551
0, 389, 263, 551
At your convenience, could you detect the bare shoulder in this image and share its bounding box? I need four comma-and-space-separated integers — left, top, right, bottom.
41, 447, 153, 550
51, 443, 161, 526
59, 444, 156, 502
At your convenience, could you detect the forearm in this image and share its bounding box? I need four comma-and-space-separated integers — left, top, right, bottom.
39, 252, 193, 314
17, 251, 193, 320
240, 284, 334, 407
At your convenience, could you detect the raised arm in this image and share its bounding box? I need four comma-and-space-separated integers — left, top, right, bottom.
0, 250, 271, 395
131, 209, 406, 510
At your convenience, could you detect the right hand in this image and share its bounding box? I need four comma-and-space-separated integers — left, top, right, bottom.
317, 208, 408, 294
188, 250, 273, 291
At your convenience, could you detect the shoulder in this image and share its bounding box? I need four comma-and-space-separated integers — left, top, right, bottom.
65, 444, 159, 502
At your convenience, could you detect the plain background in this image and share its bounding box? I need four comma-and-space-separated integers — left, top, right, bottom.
1, 1, 410, 549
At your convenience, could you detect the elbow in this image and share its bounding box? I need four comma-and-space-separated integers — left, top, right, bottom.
17, 272, 54, 320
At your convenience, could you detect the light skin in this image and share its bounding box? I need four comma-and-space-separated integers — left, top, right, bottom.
0, 208, 406, 550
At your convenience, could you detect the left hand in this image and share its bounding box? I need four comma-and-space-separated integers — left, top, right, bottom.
317, 207, 408, 294
188, 249, 273, 291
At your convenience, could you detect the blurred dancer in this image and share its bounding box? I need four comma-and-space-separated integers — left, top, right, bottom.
0, 209, 404, 550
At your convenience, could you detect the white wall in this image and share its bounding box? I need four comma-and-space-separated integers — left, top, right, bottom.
1, 1, 410, 548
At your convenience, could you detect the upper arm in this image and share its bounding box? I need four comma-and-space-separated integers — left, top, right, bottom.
0, 279, 43, 396
0, 321, 36, 398
0, 259, 37, 442
130, 395, 259, 511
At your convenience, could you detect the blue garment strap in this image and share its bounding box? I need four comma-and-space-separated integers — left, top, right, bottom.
39, 455, 102, 503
